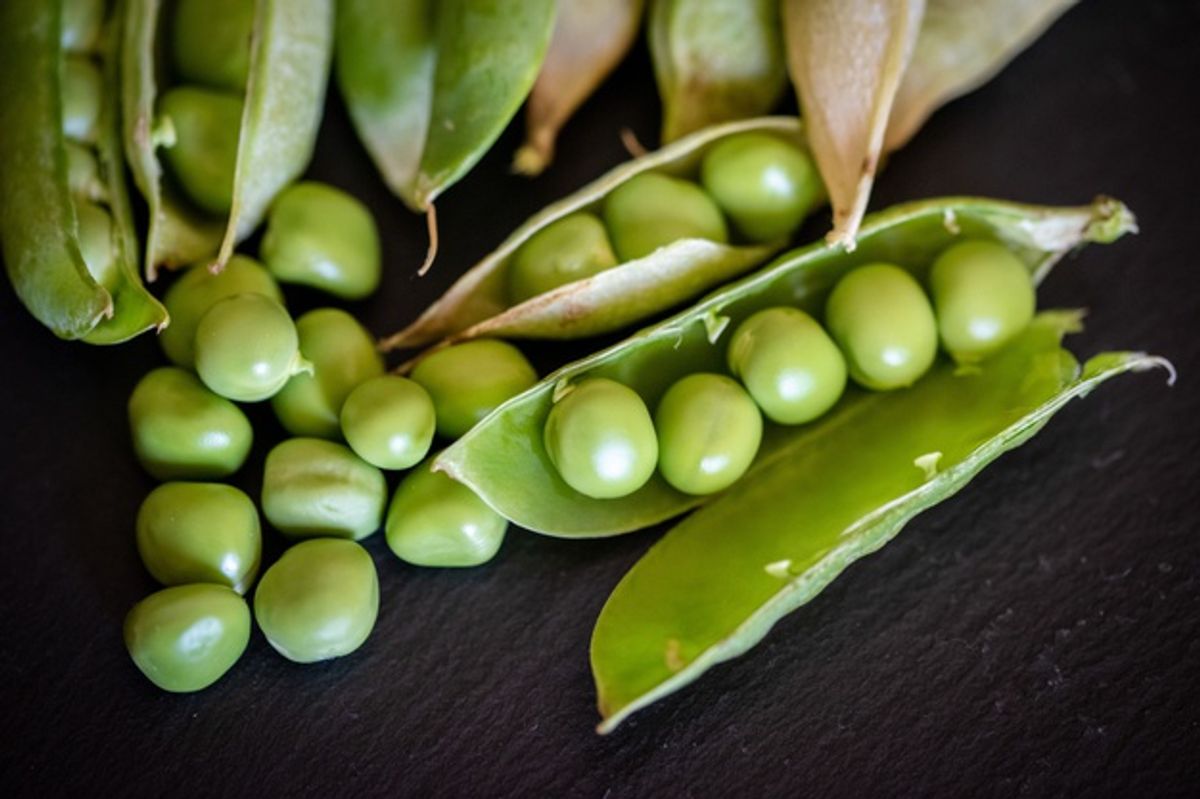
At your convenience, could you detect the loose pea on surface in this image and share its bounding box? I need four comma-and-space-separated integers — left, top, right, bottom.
128, 366, 253, 479
260, 182, 382, 300
136, 482, 261, 594
158, 86, 244, 215
261, 438, 387, 540
655, 373, 763, 496
171, 0, 254, 93
62, 56, 103, 142
410, 339, 538, 439
194, 293, 307, 402
825, 263, 938, 391
506, 212, 619, 304
61, 0, 106, 53
727, 307, 847, 424
602, 173, 729, 262
543, 378, 658, 499
254, 538, 379, 664
340, 375, 436, 471
75, 200, 118, 289
928, 240, 1036, 364
125, 584, 251, 692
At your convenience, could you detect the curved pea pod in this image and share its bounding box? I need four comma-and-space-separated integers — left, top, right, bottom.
591, 316, 1171, 732
434, 195, 1137, 536
122, 0, 333, 277
649, 0, 787, 144
381, 118, 801, 352
0, 0, 167, 343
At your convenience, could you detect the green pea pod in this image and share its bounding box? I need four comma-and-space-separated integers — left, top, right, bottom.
382, 118, 802, 352
649, 0, 787, 144
434, 195, 1136, 536
122, 0, 333, 278
0, 0, 166, 343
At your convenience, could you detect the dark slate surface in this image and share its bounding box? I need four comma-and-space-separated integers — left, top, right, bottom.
2, 1, 1197, 796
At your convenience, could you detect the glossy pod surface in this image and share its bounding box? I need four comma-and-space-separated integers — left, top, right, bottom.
261, 438, 387, 540
386, 459, 507, 567
410, 339, 538, 439
194, 293, 307, 402
340, 376, 436, 471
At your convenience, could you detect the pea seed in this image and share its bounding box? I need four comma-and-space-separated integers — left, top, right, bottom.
62, 55, 103, 143
261, 438, 387, 540
194, 293, 307, 402
655, 373, 762, 495
340, 375, 436, 471
506, 212, 618, 304
603, 172, 728, 261
171, 0, 254, 93
929, 240, 1035, 363
158, 86, 243, 215
62, 0, 105, 53
75, 199, 118, 290
410, 339, 538, 439
66, 141, 106, 201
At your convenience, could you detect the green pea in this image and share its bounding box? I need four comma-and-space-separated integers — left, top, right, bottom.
159, 254, 284, 367
136, 483, 261, 594
124, 584, 251, 692
128, 366, 253, 480
701, 133, 824, 242
194, 293, 308, 402
171, 0, 254, 92
543, 378, 658, 499
261, 438, 387, 540
66, 141, 106, 201
410, 339, 538, 439
654, 373, 762, 496
340, 375, 436, 471
271, 308, 384, 439
253, 538, 379, 663
825, 263, 938, 390
260, 182, 382, 301
75, 200, 118, 290
62, 55, 103, 143
62, 0, 105, 53
385, 458, 507, 567
603, 172, 728, 261
506, 212, 619, 304
727, 307, 847, 424
158, 86, 243, 215
929, 240, 1036, 364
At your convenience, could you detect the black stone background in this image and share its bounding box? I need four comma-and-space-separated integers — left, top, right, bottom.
2, 1, 1198, 796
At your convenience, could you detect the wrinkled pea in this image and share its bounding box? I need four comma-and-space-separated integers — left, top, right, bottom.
261, 438, 386, 540
75, 200, 118, 289
62, 55, 103, 142
254, 538, 379, 663
194, 293, 307, 402
171, 0, 254, 93
410, 339, 538, 439
62, 0, 105, 52
603, 173, 728, 262
340, 375, 436, 471
125, 584, 251, 692
506, 212, 619, 304
929, 240, 1036, 364
158, 86, 244, 215
655, 373, 762, 495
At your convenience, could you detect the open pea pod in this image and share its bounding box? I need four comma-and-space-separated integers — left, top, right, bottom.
435, 195, 1136, 536
0, 0, 166, 343
382, 118, 801, 352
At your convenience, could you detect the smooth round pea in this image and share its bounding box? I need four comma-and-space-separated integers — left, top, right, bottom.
194, 293, 306, 402
340, 376, 436, 470
929, 240, 1036, 363
543, 378, 658, 499
825, 263, 938, 390
261, 438, 387, 540
260, 182, 382, 300
128, 367, 253, 479
271, 308, 384, 438
124, 584, 251, 692
254, 539, 379, 663
136, 483, 261, 594
506, 212, 619, 304
158, 87, 243, 215
727, 307, 847, 424
602, 173, 728, 261
66, 141, 106, 201
62, 0, 105, 52
655, 373, 762, 495
701, 133, 824, 242
75, 200, 118, 289
62, 56, 103, 142
410, 339, 538, 439
171, 0, 254, 92
385, 458, 507, 567
159, 254, 284, 367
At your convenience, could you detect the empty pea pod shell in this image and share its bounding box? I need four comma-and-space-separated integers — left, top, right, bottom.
434, 195, 1138, 537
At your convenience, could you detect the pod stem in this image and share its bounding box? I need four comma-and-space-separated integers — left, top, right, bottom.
418, 203, 439, 277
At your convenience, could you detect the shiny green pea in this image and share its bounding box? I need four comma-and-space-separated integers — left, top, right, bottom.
158, 86, 243, 215
62, 55, 102, 142
929, 240, 1036, 364
727, 307, 847, 424
159, 255, 284, 367
603, 172, 728, 261
260, 182, 382, 301
544, 378, 658, 499
701, 133, 824, 242
655, 373, 762, 495
410, 339, 538, 439
385, 457, 506, 567
825, 263, 938, 390
340, 375, 436, 471
194, 293, 307, 402
171, 0, 254, 93
75, 200, 118, 290
66, 141, 106, 201
128, 367, 253, 480
124, 584, 251, 692
271, 308, 383, 439
136, 482, 261, 594
506, 212, 619, 304
253, 538, 379, 663
62, 0, 105, 52
261, 438, 387, 540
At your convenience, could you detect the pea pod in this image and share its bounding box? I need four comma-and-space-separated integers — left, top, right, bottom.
0, 0, 166, 343
382, 118, 804, 352
434, 196, 1136, 536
